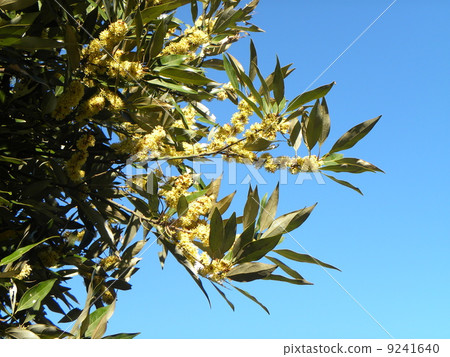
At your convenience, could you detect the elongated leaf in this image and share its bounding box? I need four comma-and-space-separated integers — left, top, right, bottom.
16, 279, 56, 312
86, 301, 115, 339
249, 39, 258, 81
150, 18, 168, 58
214, 191, 236, 215
318, 98, 330, 146
222, 212, 237, 254
103, 332, 140, 339
27, 324, 72, 339
232, 223, 255, 259
243, 186, 259, 230
329, 116, 381, 154
64, 24, 80, 70
261, 204, 317, 239
274, 249, 340, 271
230, 284, 270, 314
5, 327, 39, 339
266, 256, 306, 280
227, 262, 277, 282
140, 0, 190, 22
289, 118, 302, 152
264, 274, 312, 285
236, 234, 282, 264
0, 236, 54, 266
210, 282, 234, 311
322, 173, 363, 195
159, 67, 214, 85
272, 56, 285, 105
286, 82, 335, 112
121, 214, 141, 252
321, 158, 384, 174
304, 99, 323, 151
209, 208, 224, 259
177, 195, 189, 218
223, 54, 239, 90
259, 183, 279, 232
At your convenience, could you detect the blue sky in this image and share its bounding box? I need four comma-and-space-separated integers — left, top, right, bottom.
102, 0, 450, 338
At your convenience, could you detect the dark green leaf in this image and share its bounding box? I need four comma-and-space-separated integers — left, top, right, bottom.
249, 39, 258, 81
0, 236, 54, 266
210, 282, 234, 311
209, 208, 224, 259
140, 0, 190, 23
322, 173, 363, 195
304, 99, 322, 151
286, 82, 335, 112
150, 18, 168, 58
243, 186, 259, 230
236, 234, 282, 264
274, 249, 340, 271
222, 212, 237, 254
223, 54, 240, 90
64, 24, 80, 70
227, 262, 277, 282
289, 118, 302, 152
261, 204, 316, 239
121, 214, 141, 252
159, 67, 214, 85
27, 324, 72, 339
232, 223, 255, 259
103, 332, 140, 339
230, 284, 270, 314
259, 183, 279, 232
266, 256, 307, 281
263, 274, 312, 285
329, 116, 381, 154
321, 158, 384, 174
318, 98, 330, 146
272, 56, 285, 105
177, 195, 189, 218
190, 0, 198, 22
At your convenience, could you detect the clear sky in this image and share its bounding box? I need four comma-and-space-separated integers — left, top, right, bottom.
102, 0, 450, 338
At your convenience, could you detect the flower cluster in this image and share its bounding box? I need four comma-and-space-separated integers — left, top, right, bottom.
15, 263, 32, 280
100, 255, 120, 271
82, 21, 144, 81
161, 24, 210, 60
65, 134, 95, 182
51, 81, 85, 120
259, 154, 323, 173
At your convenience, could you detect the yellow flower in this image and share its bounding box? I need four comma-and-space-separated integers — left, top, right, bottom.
16, 263, 32, 280
100, 255, 120, 271
51, 81, 85, 120
76, 95, 105, 121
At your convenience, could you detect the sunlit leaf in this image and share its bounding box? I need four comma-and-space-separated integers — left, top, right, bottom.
274, 249, 340, 271
227, 262, 277, 282
16, 279, 57, 312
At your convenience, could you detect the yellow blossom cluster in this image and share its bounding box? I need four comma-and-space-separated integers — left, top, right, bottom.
100, 255, 120, 271
159, 173, 193, 208
160, 25, 209, 60
15, 263, 32, 280
51, 81, 85, 120
259, 154, 323, 174
112, 125, 167, 161
38, 248, 60, 268
198, 256, 233, 283
65, 134, 95, 182
82, 21, 144, 81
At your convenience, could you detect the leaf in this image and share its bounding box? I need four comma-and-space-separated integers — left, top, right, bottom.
0, 236, 54, 266
243, 137, 273, 151
0, 0, 37, 11
64, 24, 80, 70
159, 67, 214, 85
259, 183, 279, 232
210, 282, 234, 311
249, 39, 258, 81
190, 0, 198, 22
177, 195, 189, 218
27, 324, 72, 339
263, 274, 312, 285
213, 191, 236, 215
222, 212, 237, 255
243, 186, 259, 230
13, 37, 64, 50
150, 18, 169, 58
289, 119, 302, 152
272, 56, 285, 105
230, 284, 270, 314
223, 54, 240, 90
16, 279, 57, 312
227, 262, 277, 282
261, 204, 317, 239
286, 82, 335, 112
235, 234, 282, 264
208, 208, 224, 259
85, 302, 115, 339
318, 98, 331, 146
304, 100, 323, 151
266, 256, 308, 281
140, 0, 190, 22
321, 158, 384, 174
103, 332, 140, 339
232, 223, 255, 259
5, 327, 40, 339
322, 173, 363, 195
274, 249, 340, 271
120, 213, 141, 252
329, 116, 381, 154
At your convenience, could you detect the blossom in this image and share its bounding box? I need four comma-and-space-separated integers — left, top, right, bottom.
51, 81, 85, 120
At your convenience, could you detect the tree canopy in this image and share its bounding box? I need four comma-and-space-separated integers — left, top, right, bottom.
0, 0, 382, 339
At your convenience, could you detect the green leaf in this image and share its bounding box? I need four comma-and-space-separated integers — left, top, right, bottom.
322, 173, 363, 195
0, 0, 37, 11
16, 279, 57, 312
0, 154, 25, 165
261, 204, 316, 239
227, 262, 277, 282
289, 119, 302, 152
190, 0, 198, 23
0, 236, 54, 266
103, 332, 140, 339
121, 214, 141, 252
232, 223, 255, 259
235, 234, 282, 264
243, 137, 273, 151
13, 37, 64, 50
85, 302, 115, 339
159, 67, 214, 85
177, 195, 189, 218
243, 186, 259, 230
213, 190, 236, 215
266, 256, 309, 281
321, 158, 383, 174
318, 98, 331, 146
304, 100, 323, 151
27, 324, 72, 339
150, 18, 169, 58
231, 284, 270, 314
329, 116, 381, 154
258, 183, 279, 232
272, 56, 285, 105
5, 327, 39, 339
263, 274, 312, 285
249, 39, 258, 81
274, 249, 340, 271
222, 212, 237, 254
209, 208, 224, 259
210, 282, 234, 311
286, 82, 335, 112
140, 0, 190, 23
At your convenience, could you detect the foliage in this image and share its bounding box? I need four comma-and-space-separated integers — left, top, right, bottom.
0, 0, 382, 338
